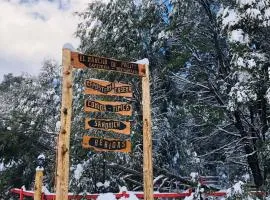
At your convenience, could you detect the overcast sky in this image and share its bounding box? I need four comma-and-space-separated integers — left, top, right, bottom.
0, 0, 91, 81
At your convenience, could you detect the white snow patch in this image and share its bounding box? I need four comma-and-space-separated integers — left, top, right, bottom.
227, 181, 244, 197
7, 127, 11, 130
74, 163, 83, 180
63, 43, 76, 51
104, 180, 110, 188
247, 59, 256, 69
242, 173, 250, 182
97, 182, 103, 188
184, 193, 195, 200
237, 0, 256, 8
246, 8, 262, 19
42, 186, 52, 194
190, 172, 198, 182
158, 30, 168, 39
265, 8, 270, 18
229, 29, 249, 44
38, 154, 45, 160
133, 0, 142, 7
237, 71, 251, 83
55, 121, 61, 132
236, 57, 245, 67
119, 186, 128, 192
134, 58, 149, 65
221, 9, 240, 28
173, 152, 179, 164
36, 166, 44, 171
21, 185, 26, 191
97, 193, 117, 200
97, 180, 110, 188
0, 162, 4, 171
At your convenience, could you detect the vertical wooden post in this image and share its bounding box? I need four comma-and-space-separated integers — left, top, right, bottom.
55, 48, 73, 200
34, 168, 44, 200
141, 64, 153, 200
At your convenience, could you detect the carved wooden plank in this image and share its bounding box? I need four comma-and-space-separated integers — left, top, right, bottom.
84, 79, 132, 98
71, 52, 146, 76
85, 118, 131, 135
82, 136, 131, 153
84, 100, 132, 116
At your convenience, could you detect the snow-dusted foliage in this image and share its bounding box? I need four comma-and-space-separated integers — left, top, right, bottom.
0, 60, 61, 197
2, 0, 270, 198
170, 0, 270, 191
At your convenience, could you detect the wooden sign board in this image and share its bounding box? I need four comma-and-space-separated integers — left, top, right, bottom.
85, 118, 131, 135
85, 79, 132, 98
85, 100, 132, 116
82, 136, 131, 153
71, 52, 145, 76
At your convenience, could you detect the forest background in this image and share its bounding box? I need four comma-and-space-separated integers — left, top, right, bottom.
1, 0, 270, 199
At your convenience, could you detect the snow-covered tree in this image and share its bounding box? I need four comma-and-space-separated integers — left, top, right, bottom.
170, 0, 270, 189
0, 60, 61, 198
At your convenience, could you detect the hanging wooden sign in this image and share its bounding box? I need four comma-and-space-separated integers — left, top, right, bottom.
85, 100, 132, 116
85, 79, 132, 98
85, 118, 131, 135
71, 52, 146, 76
82, 136, 131, 153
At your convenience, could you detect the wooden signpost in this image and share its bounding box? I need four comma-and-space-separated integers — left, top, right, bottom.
85, 100, 132, 116
142, 64, 153, 200
55, 48, 73, 200
82, 136, 131, 153
55, 48, 153, 200
85, 118, 131, 135
85, 79, 132, 97
34, 168, 43, 200
71, 52, 146, 76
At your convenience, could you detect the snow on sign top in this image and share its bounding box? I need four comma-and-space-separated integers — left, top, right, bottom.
63, 43, 76, 51
135, 58, 149, 65
38, 154, 45, 160
70, 52, 146, 76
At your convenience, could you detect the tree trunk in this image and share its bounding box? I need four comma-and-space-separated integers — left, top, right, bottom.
244, 144, 263, 188
234, 111, 264, 188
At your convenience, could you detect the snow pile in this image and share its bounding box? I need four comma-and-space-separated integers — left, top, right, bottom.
135, 58, 149, 65
226, 181, 244, 197
97, 186, 139, 200
97, 193, 117, 200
